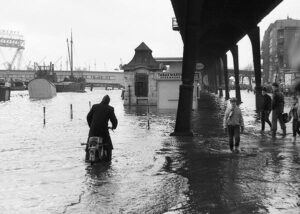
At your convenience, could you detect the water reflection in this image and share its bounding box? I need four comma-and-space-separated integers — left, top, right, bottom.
165, 91, 300, 213
1, 90, 300, 213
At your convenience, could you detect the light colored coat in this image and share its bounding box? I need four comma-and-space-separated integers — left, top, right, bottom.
223, 106, 244, 128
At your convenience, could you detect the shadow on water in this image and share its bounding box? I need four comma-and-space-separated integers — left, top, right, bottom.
192, 92, 227, 138
150, 92, 258, 213
159, 91, 300, 213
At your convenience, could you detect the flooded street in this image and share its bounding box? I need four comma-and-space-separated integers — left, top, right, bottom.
1, 89, 300, 213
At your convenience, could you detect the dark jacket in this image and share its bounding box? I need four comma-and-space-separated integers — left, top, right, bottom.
262, 94, 272, 111
289, 104, 299, 121
272, 90, 284, 112
87, 102, 118, 149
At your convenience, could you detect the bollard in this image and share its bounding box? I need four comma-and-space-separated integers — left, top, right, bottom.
43, 106, 46, 125
89, 101, 91, 109
70, 104, 73, 119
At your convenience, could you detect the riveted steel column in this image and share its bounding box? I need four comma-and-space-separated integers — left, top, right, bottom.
222, 54, 230, 100
230, 45, 241, 104
171, 27, 197, 136
217, 58, 223, 97
249, 26, 262, 111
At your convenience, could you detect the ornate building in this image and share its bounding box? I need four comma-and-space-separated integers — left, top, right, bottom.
122, 42, 200, 109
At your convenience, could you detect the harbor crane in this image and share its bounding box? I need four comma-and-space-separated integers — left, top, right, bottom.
0, 30, 25, 70
53, 56, 62, 70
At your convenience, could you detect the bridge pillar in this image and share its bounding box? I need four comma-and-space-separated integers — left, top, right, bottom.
207, 63, 214, 93
222, 54, 230, 100
217, 58, 223, 97
248, 76, 252, 87
230, 45, 241, 104
171, 27, 197, 136
249, 26, 262, 111
214, 62, 218, 94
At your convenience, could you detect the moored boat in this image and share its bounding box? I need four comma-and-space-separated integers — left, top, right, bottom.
54, 31, 85, 93
0, 86, 11, 101
11, 79, 27, 91
28, 63, 57, 99
55, 81, 85, 92
28, 78, 56, 99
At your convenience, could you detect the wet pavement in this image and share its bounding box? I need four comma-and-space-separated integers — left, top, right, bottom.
0, 89, 300, 214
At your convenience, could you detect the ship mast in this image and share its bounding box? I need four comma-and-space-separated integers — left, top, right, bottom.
66, 30, 74, 79
70, 30, 73, 78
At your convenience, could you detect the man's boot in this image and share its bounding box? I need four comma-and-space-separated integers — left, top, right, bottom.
272, 131, 276, 138
282, 128, 286, 137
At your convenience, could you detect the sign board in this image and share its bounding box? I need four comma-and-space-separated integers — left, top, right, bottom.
196, 63, 204, 71
156, 72, 200, 80
285, 73, 292, 86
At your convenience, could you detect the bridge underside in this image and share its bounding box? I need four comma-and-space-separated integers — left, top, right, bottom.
170, 0, 283, 136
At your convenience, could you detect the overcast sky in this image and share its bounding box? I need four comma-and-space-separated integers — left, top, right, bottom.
0, 0, 299, 70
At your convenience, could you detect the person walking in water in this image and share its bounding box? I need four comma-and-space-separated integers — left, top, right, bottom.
261, 87, 272, 132
271, 82, 286, 138
86, 95, 118, 161
289, 96, 300, 141
224, 98, 244, 152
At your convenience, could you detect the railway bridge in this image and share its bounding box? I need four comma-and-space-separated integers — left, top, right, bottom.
228, 68, 255, 86
0, 70, 125, 89
170, 0, 283, 136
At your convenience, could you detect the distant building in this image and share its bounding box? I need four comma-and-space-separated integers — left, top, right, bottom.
122, 42, 200, 109
261, 18, 300, 85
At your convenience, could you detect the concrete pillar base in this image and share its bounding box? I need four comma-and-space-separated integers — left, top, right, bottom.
173, 84, 194, 136
255, 85, 263, 110
219, 88, 223, 97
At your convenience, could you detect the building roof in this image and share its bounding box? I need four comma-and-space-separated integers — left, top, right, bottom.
135, 42, 152, 52
122, 42, 162, 72
155, 57, 183, 63
264, 18, 300, 34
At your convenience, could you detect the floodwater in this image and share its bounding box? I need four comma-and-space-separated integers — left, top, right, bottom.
0, 89, 300, 214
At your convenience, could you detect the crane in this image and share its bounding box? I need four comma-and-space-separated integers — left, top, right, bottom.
26, 60, 32, 70
53, 56, 62, 70
0, 30, 25, 70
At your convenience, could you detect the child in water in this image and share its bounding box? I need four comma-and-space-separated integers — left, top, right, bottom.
223, 98, 244, 152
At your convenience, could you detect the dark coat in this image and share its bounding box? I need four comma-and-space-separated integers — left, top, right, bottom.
272, 90, 284, 113
262, 94, 272, 111
87, 102, 118, 150
289, 104, 299, 120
